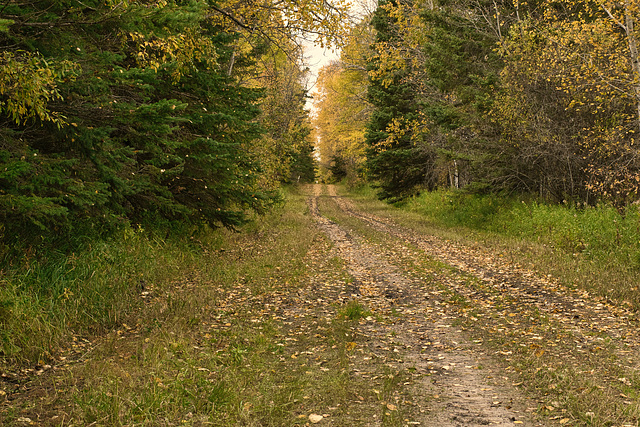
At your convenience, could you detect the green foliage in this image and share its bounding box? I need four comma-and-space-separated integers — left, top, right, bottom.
415, 2, 505, 192
366, 145, 437, 201
0, 19, 12, 32
406, 190, 509, 230
0, 227, 182, 363
289, 138, 316, 183
406, 189, 640, 269
327, 0, 640, 208
0, 186, 317, 370
365, 0, 437, 201
0, 0, 281, 252
363, 0, 505, 200
420, 7, 498, 99
328, 155, 349, 182
339, 299, 371, 320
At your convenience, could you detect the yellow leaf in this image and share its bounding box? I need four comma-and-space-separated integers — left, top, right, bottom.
309, 414, 323, 423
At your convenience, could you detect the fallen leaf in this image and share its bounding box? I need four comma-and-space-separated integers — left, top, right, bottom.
387, 403, 397, 411
309, 414, 323, 423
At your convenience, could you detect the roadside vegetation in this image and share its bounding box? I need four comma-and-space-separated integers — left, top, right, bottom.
5, 181, 640, 425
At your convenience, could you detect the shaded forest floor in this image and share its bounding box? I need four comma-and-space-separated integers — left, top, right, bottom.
2, 184, 640, 426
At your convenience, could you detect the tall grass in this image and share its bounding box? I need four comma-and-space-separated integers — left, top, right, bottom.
0, 185, 314, 371
405, 190, 640, 267
0, 226, 208, 366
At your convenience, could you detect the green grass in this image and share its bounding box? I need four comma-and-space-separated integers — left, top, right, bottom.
10, 181, 640, 424
0, 185, 305, 368
339, 299, 372, 320
0, 226, 205, 365
405, 190, 640, 262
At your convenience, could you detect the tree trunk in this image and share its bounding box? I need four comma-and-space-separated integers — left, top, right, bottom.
625, 2, 640, 131
454, 160, 459, 188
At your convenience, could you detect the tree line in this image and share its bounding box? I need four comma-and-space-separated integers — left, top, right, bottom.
0, 0, 350, 255
315, 0, 640, 209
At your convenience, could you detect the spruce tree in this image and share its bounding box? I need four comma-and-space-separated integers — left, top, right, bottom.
0, 1, 278, 249
365, 0, 437, 202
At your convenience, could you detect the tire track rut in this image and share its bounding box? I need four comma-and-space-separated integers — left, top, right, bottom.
308, 184, 540, 426
327, 186, 640, 366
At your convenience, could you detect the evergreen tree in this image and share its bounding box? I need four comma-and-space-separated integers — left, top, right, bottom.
0, 1, 278, 249
365, 0, 437, 202
417, 1, 503, 191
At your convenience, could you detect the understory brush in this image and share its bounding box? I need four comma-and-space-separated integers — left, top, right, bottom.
409, 190, 640, 262
0, 188, 289, 368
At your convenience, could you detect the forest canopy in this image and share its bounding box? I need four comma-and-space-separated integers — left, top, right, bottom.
6, 0, 640, 255
314, 0, 640, 209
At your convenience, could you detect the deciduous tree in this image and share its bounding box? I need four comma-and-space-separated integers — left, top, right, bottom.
314, 19, 373, 183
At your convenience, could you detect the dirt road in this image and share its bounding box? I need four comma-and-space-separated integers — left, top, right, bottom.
3, 184, 640, 426
307, 184, 640, 426
307, 184, 542, 426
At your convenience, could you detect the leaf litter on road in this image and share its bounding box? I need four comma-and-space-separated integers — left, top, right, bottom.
325, 184, 640, 426
309, 184, 539, 426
